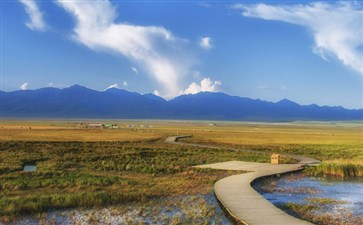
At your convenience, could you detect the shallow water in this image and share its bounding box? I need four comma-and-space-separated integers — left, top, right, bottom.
7, 192, 232, 225
23, 165, 36, 172
254, 173, 363, 217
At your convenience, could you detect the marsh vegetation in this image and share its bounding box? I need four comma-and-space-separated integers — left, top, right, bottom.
7, 193, 232, 225
0, 132, 266, 222
305, 160, 363, 178
253, 173, 363, 225
1, 120, 362, 223
183, 122, 363, 177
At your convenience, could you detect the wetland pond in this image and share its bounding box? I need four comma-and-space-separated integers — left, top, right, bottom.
23, 165, 36, 172
253, 172, 363, 225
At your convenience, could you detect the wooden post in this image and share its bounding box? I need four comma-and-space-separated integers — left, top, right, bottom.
271, 154, 280, 164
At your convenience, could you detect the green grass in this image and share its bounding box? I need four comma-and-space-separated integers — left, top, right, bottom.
0, 139, 267, 221
181, 122, 363, 161
181, 122, 363, 177
1, 120, 362, 222
305, 161, 363, 178
1, 191, 145, 217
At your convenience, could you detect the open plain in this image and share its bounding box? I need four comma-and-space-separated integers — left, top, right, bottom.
0, 120, 362, 224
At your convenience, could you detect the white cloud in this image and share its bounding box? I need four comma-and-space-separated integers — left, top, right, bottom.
232, 1, 363, 75
19, 0, 47, 31
105, 83, 119, 90
56, 0, 194, 99
312, 47, 329, 61
131, 67, 138, 74
153, 90, 161, 96
182, 78, 221, 95
123, 81, 128, 86
20, 82, 28, 90
200, 37, 212, 50
48, 82, 54, 86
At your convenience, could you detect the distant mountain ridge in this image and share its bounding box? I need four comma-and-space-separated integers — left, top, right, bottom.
1, 85, 362, 121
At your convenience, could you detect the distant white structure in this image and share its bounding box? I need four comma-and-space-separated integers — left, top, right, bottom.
87, 123, 104, 128
87, 123, 118, 129
103, 124, 118, 129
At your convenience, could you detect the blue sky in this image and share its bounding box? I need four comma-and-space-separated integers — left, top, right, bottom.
1, 0, 362, 109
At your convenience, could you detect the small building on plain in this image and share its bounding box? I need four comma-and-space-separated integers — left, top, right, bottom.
87, 123, 118, 129
271, 154, 280, 164
87, 123, 104, 128
103, 124, 118, 129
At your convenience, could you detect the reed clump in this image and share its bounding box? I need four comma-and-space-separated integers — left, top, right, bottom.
305, 160, 363, 178
279, 202, 363, 225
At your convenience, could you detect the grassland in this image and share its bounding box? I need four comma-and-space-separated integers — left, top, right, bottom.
0, 121, 163, 142
182, 122, 363, 160
0, 121, 271, 222
0, 120, 362, 222
181, 121, 363, 177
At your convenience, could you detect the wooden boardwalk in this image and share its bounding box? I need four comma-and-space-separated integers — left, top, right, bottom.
166, 136, 320, 225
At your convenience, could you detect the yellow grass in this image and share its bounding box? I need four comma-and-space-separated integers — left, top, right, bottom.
1, 120, 362, 160
0, 128, 162, 142
0, 121, 164, 141
177, 122, 363, 160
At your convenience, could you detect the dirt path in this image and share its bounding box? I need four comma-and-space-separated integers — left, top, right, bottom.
165, 135, 320, 225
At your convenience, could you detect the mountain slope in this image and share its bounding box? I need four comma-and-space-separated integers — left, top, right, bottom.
1, 85, 362, 121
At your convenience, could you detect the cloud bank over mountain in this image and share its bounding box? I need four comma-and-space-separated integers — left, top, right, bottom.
1, 85, 362, 121
19, 0, 221, 99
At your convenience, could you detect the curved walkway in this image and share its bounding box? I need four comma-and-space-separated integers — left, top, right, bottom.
165, 135, 320, 225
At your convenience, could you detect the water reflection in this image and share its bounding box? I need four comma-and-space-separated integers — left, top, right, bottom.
254, 173, 363, 217
23, 165, 37, 172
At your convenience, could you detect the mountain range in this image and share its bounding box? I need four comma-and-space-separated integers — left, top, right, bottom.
1, 85, 362, 121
